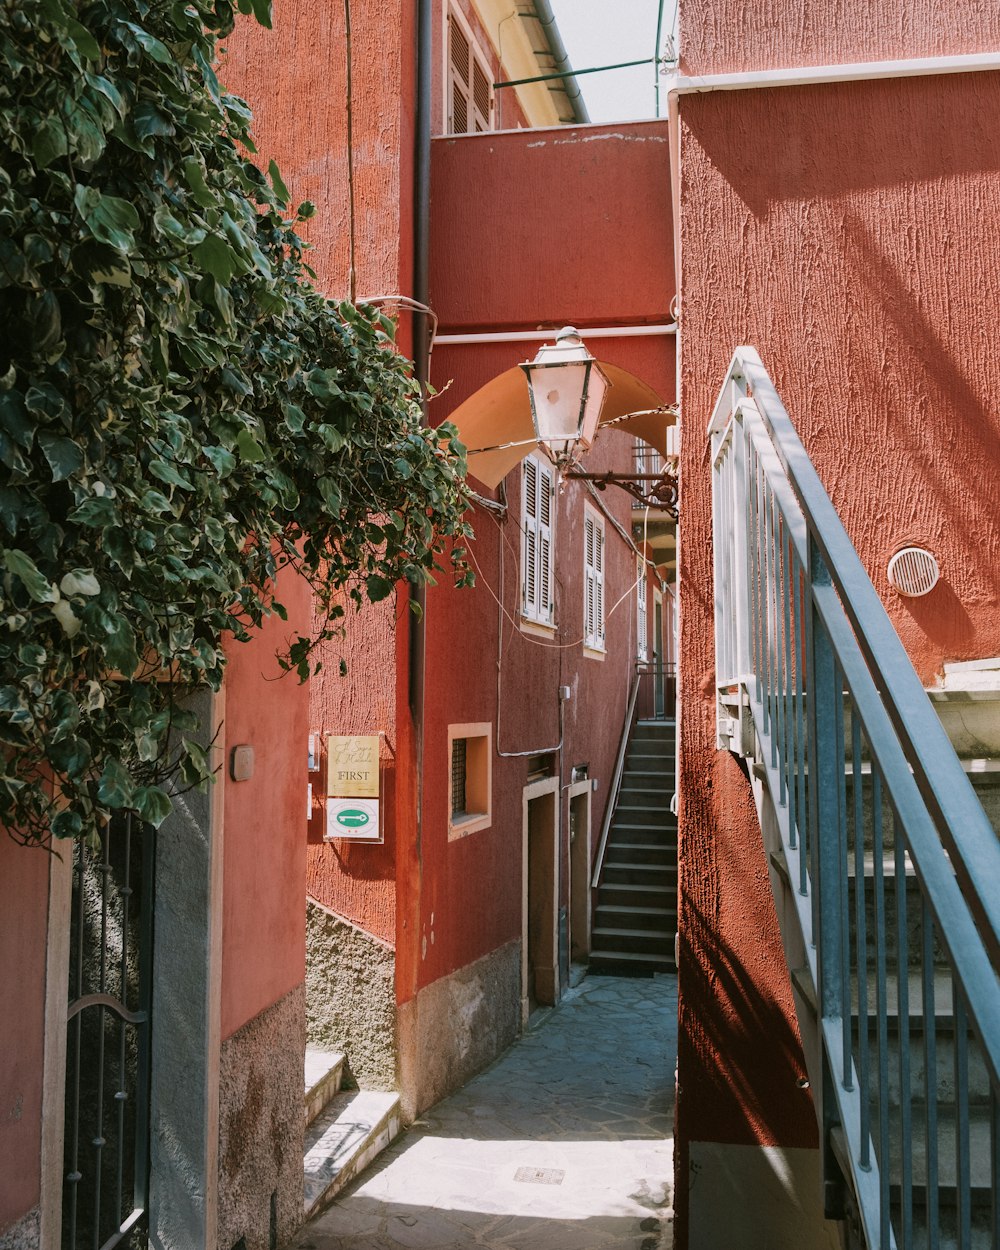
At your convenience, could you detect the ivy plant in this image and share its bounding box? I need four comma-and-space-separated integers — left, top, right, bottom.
0, 0, 472, 845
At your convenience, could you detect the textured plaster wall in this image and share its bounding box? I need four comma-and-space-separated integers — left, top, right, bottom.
397, 938, 521, 1119
219, 0, 409, 300
306, 899, 397, 1091
218, 984, 305, 1250
0, 837, 48, 1237
221, 567, 310, 1042
679, 0, 1000, 74
675, 68, 1000, 1250
429, 123, 674, 332
305, 598, 398, 945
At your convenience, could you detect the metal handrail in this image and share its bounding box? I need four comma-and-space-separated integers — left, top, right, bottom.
710, 347, 1000, 1250
591, 666, 642, 888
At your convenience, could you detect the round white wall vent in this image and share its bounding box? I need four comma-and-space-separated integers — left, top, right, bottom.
887, 547, 940, 597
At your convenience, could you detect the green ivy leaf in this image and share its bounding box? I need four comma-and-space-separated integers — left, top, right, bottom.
38, 431, 83, 481
133, 785, 173, 826
4, 550, 58, 603
98, 758, 135, 808
121, 22, 174, 65
365, 574, 393, 603
60, 570, 101, 597
268, 159, 290, 207
73, 185, 140, 252
193, 234, 239, 284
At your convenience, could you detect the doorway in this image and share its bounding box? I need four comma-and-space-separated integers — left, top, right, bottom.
567, 784, 592, 969
522, 778, 559, 1023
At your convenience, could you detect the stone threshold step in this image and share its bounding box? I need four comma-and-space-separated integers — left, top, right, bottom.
589, 949, 676, 968
303, 1089, 401, 1218
304, 1045, 346, 1129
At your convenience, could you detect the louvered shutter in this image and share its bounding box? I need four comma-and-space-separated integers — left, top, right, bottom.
584, 512, 605, 649
448, 12, 492, 135
537, 463, 553, 624
523, 457, 538, 617
595, 523, 605, 643
636, 560, 648, 660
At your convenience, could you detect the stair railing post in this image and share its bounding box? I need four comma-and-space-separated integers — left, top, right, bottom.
806, 534, 849, 1220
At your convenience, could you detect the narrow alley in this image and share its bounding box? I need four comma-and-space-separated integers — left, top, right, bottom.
289, 976, 677, 1250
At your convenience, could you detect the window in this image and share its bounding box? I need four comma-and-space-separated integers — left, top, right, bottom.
636, 558, 648, 661
448, 723, 492, 839
583, 509, 605, 652
522, 455, 554, 627
448, 9, 493, 134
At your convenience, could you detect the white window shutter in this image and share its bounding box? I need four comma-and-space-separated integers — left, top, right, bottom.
583, 512, 605, 649
523, 457, 538, 617
538, 464, 553, 623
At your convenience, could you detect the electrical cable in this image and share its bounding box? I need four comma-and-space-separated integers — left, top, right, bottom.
343, 0, 356, 301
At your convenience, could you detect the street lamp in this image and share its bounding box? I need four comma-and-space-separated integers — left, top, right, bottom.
520, 327, 610, 467
518, 326, 678, 516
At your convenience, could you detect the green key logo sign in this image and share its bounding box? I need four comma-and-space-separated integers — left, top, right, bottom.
325, 797, 381, 843
336, 807, 369, 829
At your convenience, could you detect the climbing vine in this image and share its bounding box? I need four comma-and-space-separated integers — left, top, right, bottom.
0, 0, 472, 844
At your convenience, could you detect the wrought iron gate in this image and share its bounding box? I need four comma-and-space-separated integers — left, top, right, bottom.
63, 814, 154, 1249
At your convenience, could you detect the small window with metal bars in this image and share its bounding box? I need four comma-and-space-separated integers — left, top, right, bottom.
448, 9, 493, 134
448, 723, 492, 838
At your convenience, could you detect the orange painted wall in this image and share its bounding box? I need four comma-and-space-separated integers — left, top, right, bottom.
680, 0, 1000, 75
221, 566, 311, 1039
0, 837, 48, 1231
674, 58, 1000, 1249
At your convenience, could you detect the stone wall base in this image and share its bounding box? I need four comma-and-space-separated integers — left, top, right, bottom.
0, 1206, 39, 1250
305, 899, 396, 1092
398, 939, 521, 1120
217, 983, 304, 1250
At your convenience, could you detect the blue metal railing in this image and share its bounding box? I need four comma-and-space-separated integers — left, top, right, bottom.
710, 348, 1000, 1249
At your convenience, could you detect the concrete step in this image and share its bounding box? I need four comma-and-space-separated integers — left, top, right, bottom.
609, 821, 677, 845
602, 841, 676, 867
612, 804, 674, 828
597, 880, 677, 909
303, 1089, 402, 1217
602, 861, 674, 886
588, 948, 676, 976
619, 776, 674, 795
591, 926, 672, 954
595, 903, 674, 931
304, 1045, 346, 1129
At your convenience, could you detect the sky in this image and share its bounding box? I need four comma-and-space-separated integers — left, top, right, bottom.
546, 0, 675, 123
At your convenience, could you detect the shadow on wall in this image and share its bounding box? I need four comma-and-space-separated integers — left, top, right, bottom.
679, 895, 816, 1149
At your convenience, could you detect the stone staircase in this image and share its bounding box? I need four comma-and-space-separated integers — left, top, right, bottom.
302, 1045, 401, 1218
590, 718, 677, 976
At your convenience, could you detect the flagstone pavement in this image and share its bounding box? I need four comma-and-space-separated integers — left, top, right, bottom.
288, 973, 677, 1250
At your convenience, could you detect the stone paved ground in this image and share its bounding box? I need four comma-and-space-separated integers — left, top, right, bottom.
289, 974, 677, 1250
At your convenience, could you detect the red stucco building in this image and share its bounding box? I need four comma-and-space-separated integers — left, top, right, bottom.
7, 1, 1000, 1249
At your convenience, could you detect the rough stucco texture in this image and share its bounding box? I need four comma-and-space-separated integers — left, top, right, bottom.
397, 939, 521, 1120
675, 69, 1000, 1249
305, 899, 397, 1092
679, 0, 1000, 74
305, 599, 398, 947
218, 983, 304, 1250
0, 837, 47, 1235
0, 1207, 39, 1250
218, 0, 406, 299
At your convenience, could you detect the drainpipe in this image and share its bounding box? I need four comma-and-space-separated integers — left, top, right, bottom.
410, 0, 432, 845
531, 0, 590, 125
